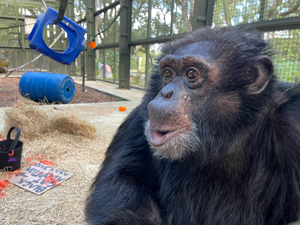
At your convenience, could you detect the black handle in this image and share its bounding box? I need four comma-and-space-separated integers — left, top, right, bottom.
52, 0, 68, 25
6, 127, 21, 153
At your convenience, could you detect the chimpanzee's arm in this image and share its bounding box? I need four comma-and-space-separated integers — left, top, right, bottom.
85, 106, 163, 225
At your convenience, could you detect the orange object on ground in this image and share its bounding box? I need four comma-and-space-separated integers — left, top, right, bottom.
0, 179, 9, 189
43, 172, 61, 186
26, 156, 33, 162
40, 159, 55, 167
28, 162, 37, 167
0, 179, 9, 198
35, 154, 44, 160
119, 106, 127, 111
26, 154, 44, 162
0, 165, 25, 198
7, 167, 24, 178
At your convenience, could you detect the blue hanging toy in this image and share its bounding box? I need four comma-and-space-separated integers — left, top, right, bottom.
28, 7, 87, 65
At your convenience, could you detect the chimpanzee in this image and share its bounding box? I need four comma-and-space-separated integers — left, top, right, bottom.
85, 26, 300, 225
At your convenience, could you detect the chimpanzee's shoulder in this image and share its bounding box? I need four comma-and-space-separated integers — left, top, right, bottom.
275, 81, 300, 97
271, 80, 300, 122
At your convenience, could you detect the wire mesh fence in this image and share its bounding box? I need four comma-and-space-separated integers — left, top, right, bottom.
265, 29, 300, 82
213, 0, 300, 83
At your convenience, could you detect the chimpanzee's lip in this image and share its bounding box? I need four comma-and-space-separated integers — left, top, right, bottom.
146, 124, 185, 147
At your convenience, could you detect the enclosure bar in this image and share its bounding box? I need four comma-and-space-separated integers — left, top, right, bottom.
67, 0, 76, 76
222, 0, 231, 25
103, 0, 107, 81
81, 50, 85, 92
87, 0, 96, 80
259, 0, 265, 22
118, 0, 132, 88
128, 34, 185, 46
251, 17, 300, 31
192, 0, 206, 29
145, 45, 150, 87
114, 13, 117, 83
147, 0, 152, 38
206, 0, 215, 26
259, 0, 269, 22
0, 15, 26, 20
0, 0, 53, 7
127, 16, 300, 46
145, 0, 152, 87
95, 43, 119, 50
192, 0, 213, 30
20, 8, 25, 67
170, 0, 175, 35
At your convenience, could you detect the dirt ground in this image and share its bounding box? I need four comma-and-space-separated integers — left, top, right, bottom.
0, 77, 116, 107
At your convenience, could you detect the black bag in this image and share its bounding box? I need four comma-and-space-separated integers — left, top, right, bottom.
0, 127, 23, 171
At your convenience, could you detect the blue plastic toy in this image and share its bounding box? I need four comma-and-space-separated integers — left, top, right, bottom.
28, 7, 87, 65
19, 72, 75, 104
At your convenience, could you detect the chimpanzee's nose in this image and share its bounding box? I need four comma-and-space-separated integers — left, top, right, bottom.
159, 82, 185, 101
162, 90, 173, 100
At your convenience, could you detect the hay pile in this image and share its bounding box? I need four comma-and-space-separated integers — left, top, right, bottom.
0, 97, 115, 225
4, 97, 96, 140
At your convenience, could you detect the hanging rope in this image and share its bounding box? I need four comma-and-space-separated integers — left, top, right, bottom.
40, 0, 47, 11
96, 5, 123, 37
14, 0, 24, 51
0, 23, 36, 30
0, 29, 67, 81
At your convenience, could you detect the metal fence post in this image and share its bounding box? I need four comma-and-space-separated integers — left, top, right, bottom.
87, 0, 96, 80
118, 0, 131, 89
192, 0, 215, 30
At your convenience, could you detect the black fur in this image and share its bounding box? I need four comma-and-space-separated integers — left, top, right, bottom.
85, 26, 300, 225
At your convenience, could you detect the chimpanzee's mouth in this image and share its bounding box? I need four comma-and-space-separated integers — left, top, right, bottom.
158, 131, 168, 136
145, 122, 185, 147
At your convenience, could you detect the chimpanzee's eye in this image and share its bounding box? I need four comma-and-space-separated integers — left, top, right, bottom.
186, 69, 199, 79
163, 69, 172, 78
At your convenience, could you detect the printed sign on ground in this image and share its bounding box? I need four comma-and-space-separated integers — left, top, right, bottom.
9, 163, 73, 195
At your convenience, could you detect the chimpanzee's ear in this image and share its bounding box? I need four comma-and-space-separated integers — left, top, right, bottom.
247, 55, 274, 94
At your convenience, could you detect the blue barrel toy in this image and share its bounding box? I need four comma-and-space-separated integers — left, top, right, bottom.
19, 72, 75, 104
